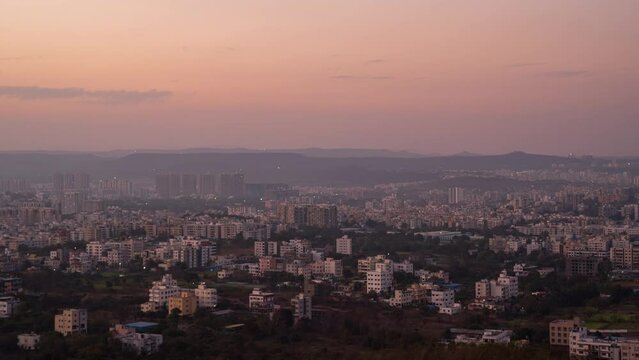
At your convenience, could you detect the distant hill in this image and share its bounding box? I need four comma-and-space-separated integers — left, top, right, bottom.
93, 148, 428, 159
0, 151, 591, 185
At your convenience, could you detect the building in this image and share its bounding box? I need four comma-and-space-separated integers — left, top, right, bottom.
431, 289, 462, 315
54, 308, 88, 336
248, 288, 274, 313
291, 293, 312, 321
142, 274, 180, 312
336, 235, 352, 255
393, 260, 414, 274
219, 173, 245, 197
0, 277, 22, 295
569, 326, 639, 359
53, 173, 90, 193
366, 262, 393, 294
451, 328, 512, 345
448, 187, 465, 204
566, 256, 602, 278
194, 282, 218, 309
0, 296, 19, 318
254, 240, 277, 257
167, 291, 197, 316
475, 270, 518, 301
550, 318, 585, 347
389, 290, 413, 307
111, 324, 163, 355
17, 333, 40, 350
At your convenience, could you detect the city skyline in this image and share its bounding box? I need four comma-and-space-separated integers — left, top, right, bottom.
1, 1, 638, 155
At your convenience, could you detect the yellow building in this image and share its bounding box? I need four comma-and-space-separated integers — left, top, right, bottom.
167, 291, 197, 316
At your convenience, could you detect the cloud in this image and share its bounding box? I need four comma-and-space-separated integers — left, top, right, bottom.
0, 85, 172, 103
507, 62, 545, 68
331, 75, 391, 80
537, 70, 589, 78
366, 59, 386, 64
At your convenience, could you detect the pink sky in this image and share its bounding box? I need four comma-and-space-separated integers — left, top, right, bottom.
1, 0, 638, 155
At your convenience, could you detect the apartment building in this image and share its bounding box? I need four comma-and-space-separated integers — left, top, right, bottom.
336, 235, 352, 255
291, 293, 312, 321
54, 308, 88, 336
549, 318, 584, 346
0, 296, 19, 318
475, 270, 518, 301
194, 282, 218, 309
167, 291, 197, 316
366, 262, 393, 294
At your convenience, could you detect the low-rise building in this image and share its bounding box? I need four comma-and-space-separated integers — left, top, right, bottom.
389, 290, 413, 307
111, 324, 163, 355
451, 328, 512, 345
569, 326, 639, 359
17, 333, 40, 350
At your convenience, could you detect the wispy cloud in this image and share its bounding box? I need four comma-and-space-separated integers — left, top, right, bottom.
331, 75, 391, 80
366, 59, 386, 64
507, 62, 545, 68
537, 70, 589, 78
0, 85, 172, 103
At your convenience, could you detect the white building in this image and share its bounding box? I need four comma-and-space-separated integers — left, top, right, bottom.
194, 282, 218, 309
17, 333, 40, 350
54, 308, 88, 336
336, 235, 352, 255
475, 270, 519, 301
452, 328, 512, 345
569, 326, 639, 359
141, 274, 180, 312
431, 289, 462, 315
366, 263, 393, 294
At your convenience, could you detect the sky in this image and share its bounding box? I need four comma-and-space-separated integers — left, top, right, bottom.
1, 0, 638, 156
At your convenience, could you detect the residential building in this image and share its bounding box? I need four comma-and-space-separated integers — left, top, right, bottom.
194, 282, 218, 309
431, 289, 462, 315
366, 262, 393, 294
291, 293, 312, 321
336, 235, 352, 255
475, 270, 518, 301
17, 333, 40, 350
0, 296, 19, 318
54, 308, 88, 336
167, 291, 197, 316
141, 274, 180, 312
550, 318, 585, 347
111, 324, 163, 355
248, 288, 274, 313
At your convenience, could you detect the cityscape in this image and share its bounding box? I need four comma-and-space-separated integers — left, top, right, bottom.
2, 1, 639, 360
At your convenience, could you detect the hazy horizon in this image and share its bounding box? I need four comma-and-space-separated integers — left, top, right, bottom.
2, 1, 638, 155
